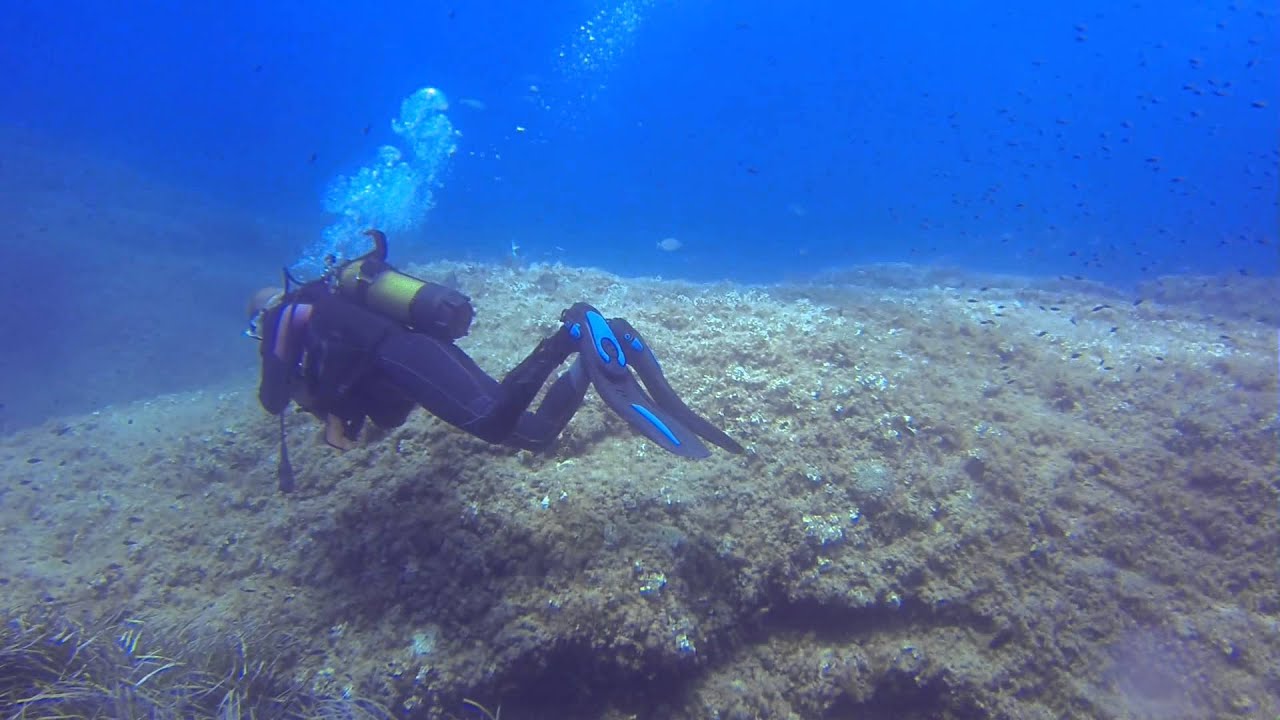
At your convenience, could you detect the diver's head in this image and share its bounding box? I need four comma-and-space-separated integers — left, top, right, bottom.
245, 286, 284, 339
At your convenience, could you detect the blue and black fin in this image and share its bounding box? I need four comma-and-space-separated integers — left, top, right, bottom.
561, 303, 742, 458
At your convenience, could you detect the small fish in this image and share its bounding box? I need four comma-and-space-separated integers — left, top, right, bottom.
458, 98, 487, 111
657, 237, 683, 252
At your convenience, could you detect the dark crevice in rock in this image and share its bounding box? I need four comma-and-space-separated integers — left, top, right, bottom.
825, 667, 987, 720
455, 638, 696, 720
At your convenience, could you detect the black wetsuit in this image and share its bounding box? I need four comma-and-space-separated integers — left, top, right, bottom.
257, 281, 588, 450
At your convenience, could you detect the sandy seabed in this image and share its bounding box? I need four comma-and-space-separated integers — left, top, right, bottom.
0, 261, 1276, 720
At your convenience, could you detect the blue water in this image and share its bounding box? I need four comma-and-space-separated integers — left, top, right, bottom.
4, 0, 1275, 284
0, 0, 1275, 430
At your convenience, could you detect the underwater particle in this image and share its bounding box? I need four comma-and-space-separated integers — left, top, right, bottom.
410, 627, 438, 657
851, 460, 894, 499
557, 0, 649, 92
639, 572, 667, 597
675, 633, 696, 657
633, 560, 667, 597
802, 514, 845, 546
304, 86, 457, 274
534, 272, 560, 293
657, 237, 683, 252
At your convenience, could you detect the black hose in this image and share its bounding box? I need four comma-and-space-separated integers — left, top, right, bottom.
277, 411, 295, 494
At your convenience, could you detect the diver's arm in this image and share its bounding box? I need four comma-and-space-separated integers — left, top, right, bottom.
257, 304, 298, 415
258, 358, 293, 414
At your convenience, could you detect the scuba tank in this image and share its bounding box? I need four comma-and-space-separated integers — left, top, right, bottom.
331, 229, 474, 340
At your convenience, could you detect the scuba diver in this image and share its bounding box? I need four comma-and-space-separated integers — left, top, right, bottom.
247, 229, 743, 492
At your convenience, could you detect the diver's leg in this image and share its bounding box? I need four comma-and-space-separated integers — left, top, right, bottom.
506, 357, 590, 450
374, 328, 574, 444
361, 376, 416, 429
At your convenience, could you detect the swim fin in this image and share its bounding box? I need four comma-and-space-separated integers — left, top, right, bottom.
561, 303, 744, 458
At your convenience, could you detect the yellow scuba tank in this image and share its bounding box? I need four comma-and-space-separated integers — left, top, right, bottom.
332, 229, 475, 340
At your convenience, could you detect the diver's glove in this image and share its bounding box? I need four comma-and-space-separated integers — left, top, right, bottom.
560, 302, 744, 459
